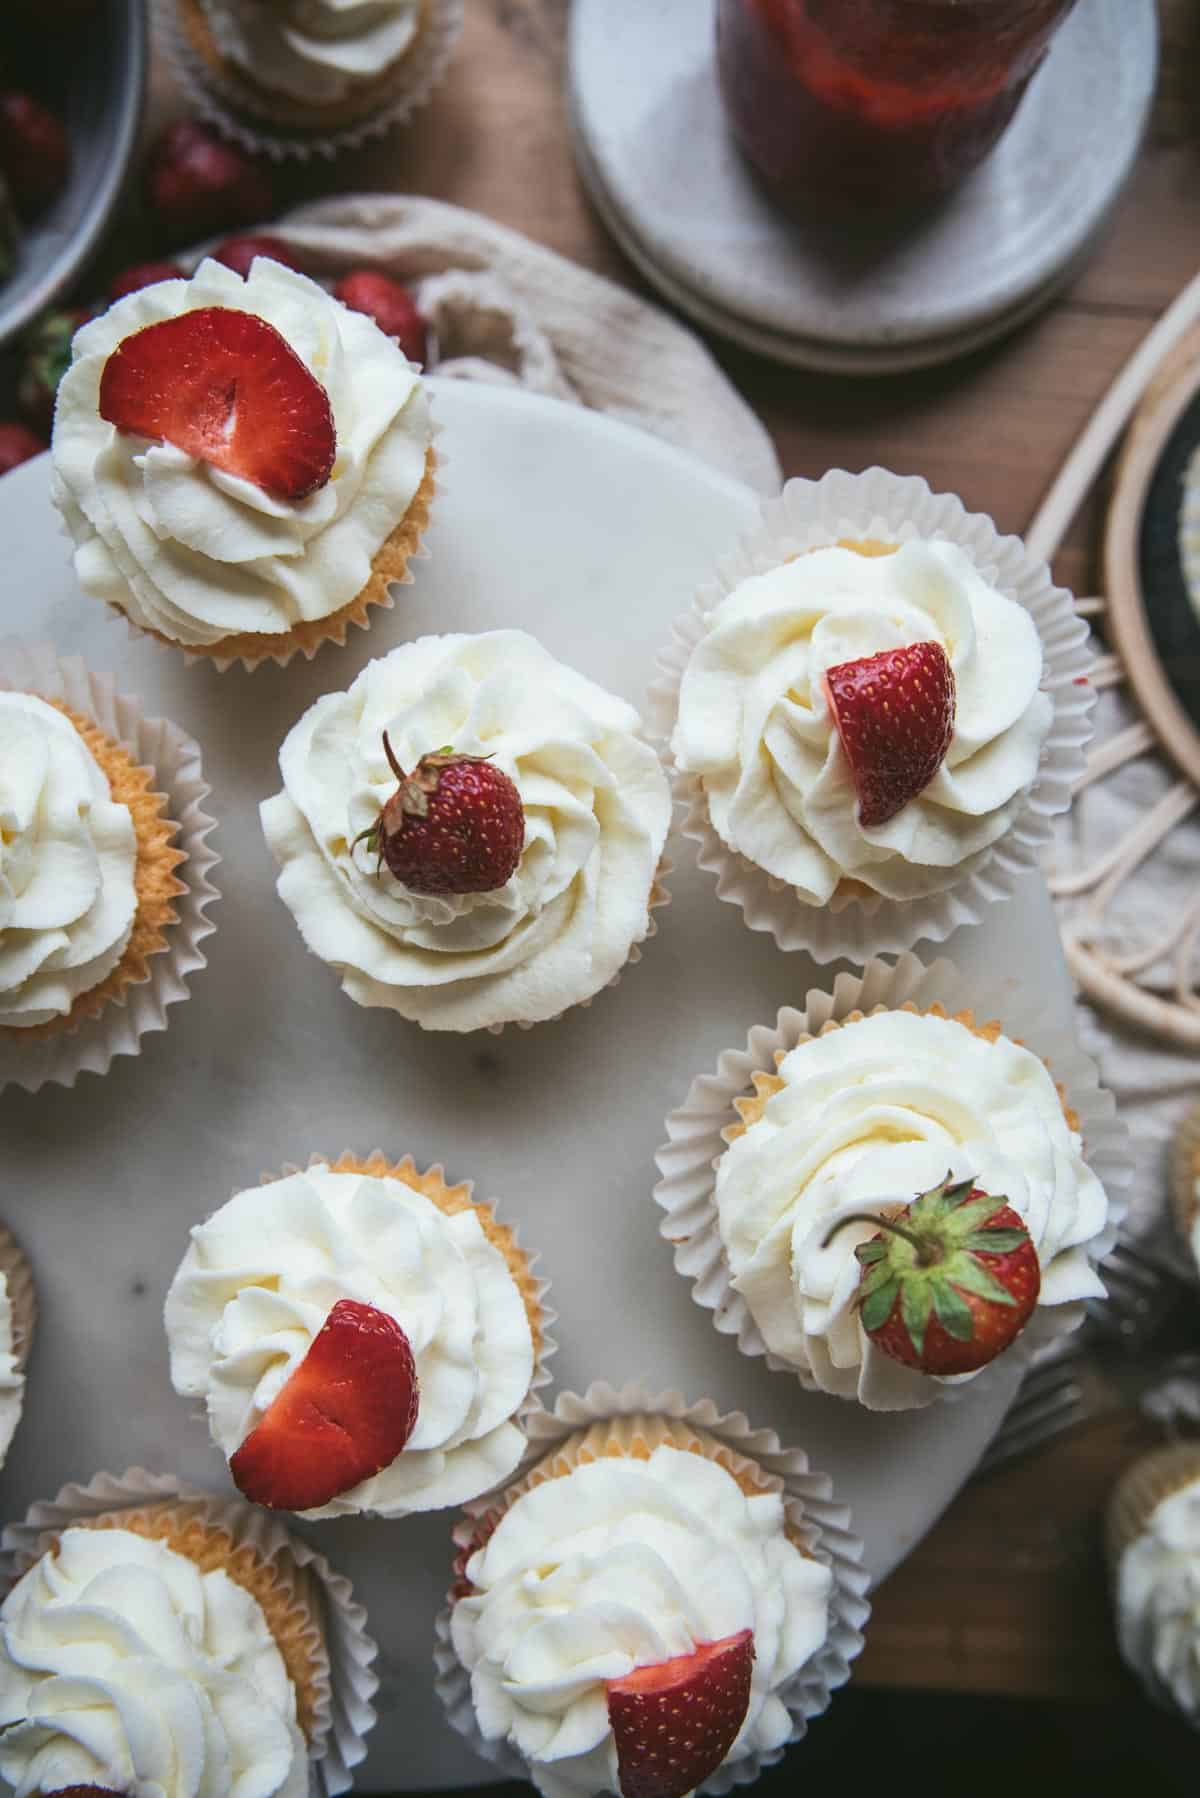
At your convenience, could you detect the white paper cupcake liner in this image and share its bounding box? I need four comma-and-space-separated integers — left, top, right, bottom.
433, 1380, 870, 1792
157, 0, 464, 162
111, 420, 444, 675
246, 1149, 559, 1516
646, 468, 1095, 963
0, 1466, 379, 1794
653, 952, 1131, 1412
0, 644, 220, 1095
1171, 1101, 1200, 1272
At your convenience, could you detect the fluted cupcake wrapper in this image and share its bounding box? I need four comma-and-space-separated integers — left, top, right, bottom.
0, 644, 220, 1094
433, 1380, 870, 1793
653, 952, 1130, 1412
646, 467, 1095, 963
0, 1467, 379, 1793
157, 0, 464, 162
1170, 1102, 1200, 1275
0, 1223, 34, 1376
1107, 1442, 1200, 1726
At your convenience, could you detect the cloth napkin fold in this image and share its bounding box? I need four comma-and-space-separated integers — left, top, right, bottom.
266, 192, 782, 497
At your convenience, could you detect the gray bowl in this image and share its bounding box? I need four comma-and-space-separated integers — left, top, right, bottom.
0, 0, 147, 347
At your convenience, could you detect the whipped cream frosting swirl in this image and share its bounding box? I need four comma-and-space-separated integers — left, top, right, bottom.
0, 1526, 307, 1798
260, 630, 671, 1032
715, 1009, 1110, 1410
202, 0, 421, 105
451, 1445, 831, 1798
51, 257, 431, 648
0, 1271, 24, 1471
166, 1165, 536, 1517
0, 693, 137, 1029
671, 540, 1053, 903
1117, 1479, 1200, 1721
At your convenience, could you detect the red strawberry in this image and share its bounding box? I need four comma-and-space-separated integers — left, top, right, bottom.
143, 121, 273, 245
0, 422, 45, 474
0, 91, 69, 217
107, 260, 182, 302
333, 269, 428, 366
98, 307, 336, 502
354, 735, 525, 896
212, 233, 308, 279
17, 307, 93, 437
230, 1299, 419, 1511
607, 1629, 755, 1798
830, 1172, 1041, 1375
823, 638, 956, 828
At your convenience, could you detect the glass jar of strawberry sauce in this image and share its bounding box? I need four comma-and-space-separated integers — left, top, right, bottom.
716, 0, 1079, 209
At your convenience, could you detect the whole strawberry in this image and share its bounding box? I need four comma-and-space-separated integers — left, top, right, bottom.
212, 233, 308, 279
333, 269, 429, 366
144, 121, 273, 245
0, 422, 46, 474
608, 1629, 755, 1798
354, 735, 524, 896
829, 1172, 1040, 1375
107, 259, 182, 303
824, 638, 956, 828
17, 307, 92, 437
0, 91, 69, 217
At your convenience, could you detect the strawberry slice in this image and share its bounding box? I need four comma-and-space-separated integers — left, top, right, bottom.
607, 1629, 755, 1798
97, 306, 336, 501
230, 1299, 418, 1511
823, 639, 955, 829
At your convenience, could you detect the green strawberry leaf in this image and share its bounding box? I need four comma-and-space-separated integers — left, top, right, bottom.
855, 1239, 888, 1267
860, 1275, 899, 1333
944, 1195, 1010, 1238
931, 1279, 975, 1341
901, 1279, 934, 1358
948, 1257, 1017, 1307
964, 1228, 1029, 1255
859, 1259, 897, 1302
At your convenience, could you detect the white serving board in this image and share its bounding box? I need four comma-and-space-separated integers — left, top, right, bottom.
0, 381, 1075, 1789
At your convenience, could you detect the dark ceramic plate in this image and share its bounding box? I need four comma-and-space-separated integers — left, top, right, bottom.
0, 0, 147, 346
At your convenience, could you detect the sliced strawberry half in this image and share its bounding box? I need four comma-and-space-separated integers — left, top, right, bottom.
230, 1298, 418, 1511
823, 639, 956, 829
97, 306, 336, 502
607, 1629, 754, 1798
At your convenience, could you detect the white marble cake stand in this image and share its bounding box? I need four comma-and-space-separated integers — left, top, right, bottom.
568, 0, 1157, 375
0, 382, 1078, 1788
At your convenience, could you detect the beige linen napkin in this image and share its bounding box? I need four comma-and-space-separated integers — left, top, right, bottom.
253, 193, 782, 496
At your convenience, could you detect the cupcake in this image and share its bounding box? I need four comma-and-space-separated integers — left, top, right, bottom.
438, 1400, 858, 1797
1108, 1443, 1200, 1724
0, 1501, 328, 1794
0, 1225, 33, 1470
165, 1152, 550, 1518
165, 0, 464, 158
651, 469, 1091, 961
656, 968, 1118, 1412
50, 255, 436, 670
1171, 1100, 1200, 1271
260, 629, 672, 1031
0, 689, 184, 1037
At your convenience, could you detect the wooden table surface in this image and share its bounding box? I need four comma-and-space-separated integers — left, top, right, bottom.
147, 0, 1198, 1712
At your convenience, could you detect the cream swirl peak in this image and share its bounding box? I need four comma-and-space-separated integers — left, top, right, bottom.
0, 694, 137, 1030
260, 630, 671, 1032
165, 1164, 536, 1517
450, 1445, 831, 1798
715, 1009, 1110, 1411
201, 0, 422, 105
671, 539, 1053, 904
1117, 1479, 1200, 1721
50, 257, 431, 648
0, 1527, 307, 1798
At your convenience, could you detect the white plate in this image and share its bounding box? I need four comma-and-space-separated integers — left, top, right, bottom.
0, 381, 1079, 1789
569, 0, 1156, 374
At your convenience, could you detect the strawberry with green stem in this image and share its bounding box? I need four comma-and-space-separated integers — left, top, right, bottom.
353, 732, 524, 897
823, 1172, 1041, 1375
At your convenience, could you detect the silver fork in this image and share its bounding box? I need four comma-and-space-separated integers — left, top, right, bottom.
1086, 1229, 1194, 1351
977, 1337, 1092, 1474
